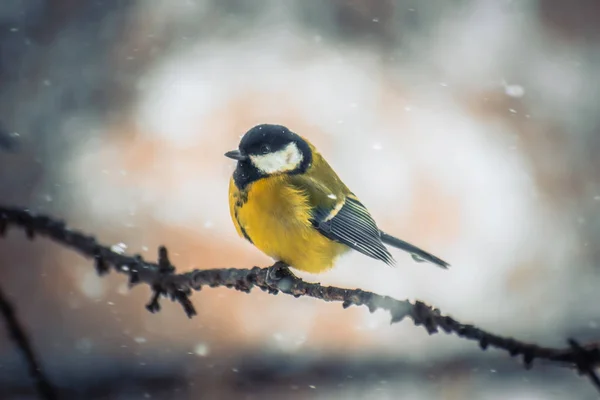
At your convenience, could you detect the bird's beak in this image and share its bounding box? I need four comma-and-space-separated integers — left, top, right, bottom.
224, 149, 248, 161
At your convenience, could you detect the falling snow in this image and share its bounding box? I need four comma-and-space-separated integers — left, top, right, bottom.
110, 242, 128, 254
504, 84, 525, 98
194, 343, 210, 357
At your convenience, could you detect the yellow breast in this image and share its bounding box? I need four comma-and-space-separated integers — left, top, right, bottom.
228, 175, 348, 273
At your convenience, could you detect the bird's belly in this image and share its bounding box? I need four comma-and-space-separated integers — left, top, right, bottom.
239, 178, 348, 273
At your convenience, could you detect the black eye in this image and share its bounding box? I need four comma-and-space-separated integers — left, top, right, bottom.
260, 144, 271, 154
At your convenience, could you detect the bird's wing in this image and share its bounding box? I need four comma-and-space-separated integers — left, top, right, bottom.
288, 175, 394, 265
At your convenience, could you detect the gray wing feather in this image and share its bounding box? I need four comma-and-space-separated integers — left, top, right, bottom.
312, 196, 395, 265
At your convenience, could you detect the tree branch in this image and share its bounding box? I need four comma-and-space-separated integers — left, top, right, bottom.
0, 205, 599, 393
0, 284, 58, 400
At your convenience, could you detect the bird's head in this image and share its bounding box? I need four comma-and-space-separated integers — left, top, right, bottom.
225, 124, 312, 177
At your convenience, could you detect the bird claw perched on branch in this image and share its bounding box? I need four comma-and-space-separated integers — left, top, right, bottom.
265, 261, 297, 293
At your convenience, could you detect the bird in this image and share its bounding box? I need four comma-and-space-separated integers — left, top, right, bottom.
225, 123, 449, 274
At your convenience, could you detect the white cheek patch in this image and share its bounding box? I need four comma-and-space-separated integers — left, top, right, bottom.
250, 142, 303, 174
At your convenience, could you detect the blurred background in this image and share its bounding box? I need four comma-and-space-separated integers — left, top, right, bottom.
1, 0, 600, 398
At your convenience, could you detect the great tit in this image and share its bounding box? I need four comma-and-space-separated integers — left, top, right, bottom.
226, 124, 449, 273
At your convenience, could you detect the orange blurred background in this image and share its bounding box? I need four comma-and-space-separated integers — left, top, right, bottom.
1, 0, 600, 399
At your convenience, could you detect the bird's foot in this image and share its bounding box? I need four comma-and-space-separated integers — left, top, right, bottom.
265, 261, 297, 292
267, 261, 295, 281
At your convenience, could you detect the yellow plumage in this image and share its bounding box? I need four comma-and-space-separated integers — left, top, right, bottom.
228, 152, 349, 273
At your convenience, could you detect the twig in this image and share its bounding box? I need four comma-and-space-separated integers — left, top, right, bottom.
569, 338, 600, 392
0, 205, 599, 391
0, 285, 58, 400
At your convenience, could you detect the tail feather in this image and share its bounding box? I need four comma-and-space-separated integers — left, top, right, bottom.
379, 231, 450, 269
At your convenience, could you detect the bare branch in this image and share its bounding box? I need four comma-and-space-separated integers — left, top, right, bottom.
0, 285, 58, 400
1, 205, 599, 389
568, 338, 600, 392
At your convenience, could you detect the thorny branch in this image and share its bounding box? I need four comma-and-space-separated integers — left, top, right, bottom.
1, 205, 599, 395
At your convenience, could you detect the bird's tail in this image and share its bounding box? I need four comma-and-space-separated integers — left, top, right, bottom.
379, 231, 450, 269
